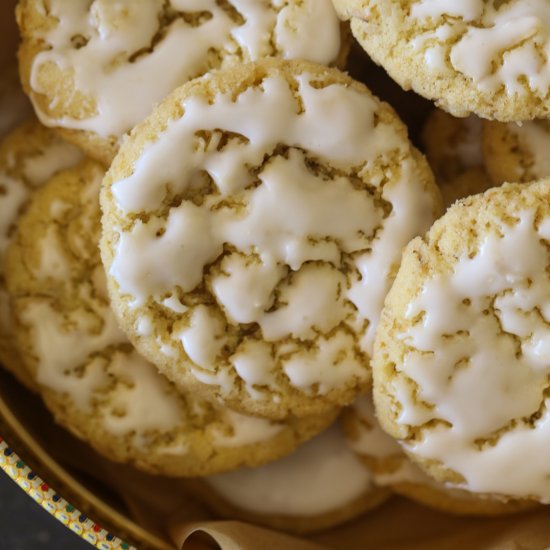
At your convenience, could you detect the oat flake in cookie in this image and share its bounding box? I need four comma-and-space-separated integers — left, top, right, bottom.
17, 0, 346, 165
100, 59, 442, 420
334, 0, 550, 121
373, 179, 550, 503
5, 160, 336, 476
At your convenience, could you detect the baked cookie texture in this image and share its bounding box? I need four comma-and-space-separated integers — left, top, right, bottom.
4, 160, 337, 476
0, 119, 82, 391
334, 1, 550, 121
100, 58, 442, 421
483, 120, 550, 185
372, 179, 550, 503
421, 110, 483, 185
17, 0, 347, 165
343, 396, 537, 516
198, 423, 390, 534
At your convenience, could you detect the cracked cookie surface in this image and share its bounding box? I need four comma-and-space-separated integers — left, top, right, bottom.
17, 0, 346, 165
4, 160, 336, 476
100, 59, 441, 420
0, 119, 82, 390
372, 179, 550, 502
334, 0, 550, 121
343, 395, 537, 515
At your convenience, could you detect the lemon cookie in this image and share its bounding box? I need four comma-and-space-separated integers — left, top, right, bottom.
372, 179, 550, 503
0, 63, 32, 138
0, 120, 82, 390
343, 396, 537, 516
4, 160, 336, 476
100, 59, 442, 420
334, 1, 550, 121
483, 120, 550, 186
17, 0, 347, 165
197, 423, 390, 534
421, 110, 483, 184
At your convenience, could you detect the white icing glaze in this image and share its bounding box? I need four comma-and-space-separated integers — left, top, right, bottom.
395, 209, 550, 500
35, 225, 71, 280
22, 143, 83, 187
211, 409, 284, 448
508, 120, 550, 178
109, 71, 435, 398
102, 350, 182, 437
29, 0, 341, 138
411, 0, 550, 95
207, 424, 373, 516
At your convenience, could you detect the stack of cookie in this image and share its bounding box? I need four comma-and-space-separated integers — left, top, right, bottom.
2, 0, 550, 537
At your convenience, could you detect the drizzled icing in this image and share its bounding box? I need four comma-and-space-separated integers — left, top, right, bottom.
0, 123, 82, 370
393, 209, 550, 501
14, 168, 296, 455
411, 0, 550, 95
505, 120, 550, 179
347, 396, 440, 487
207, 424, 373, 516
28, 0, 341, 138
108, 70, 437, 402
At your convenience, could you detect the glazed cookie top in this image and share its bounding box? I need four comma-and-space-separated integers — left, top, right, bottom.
483, 120, 550, 186
336, 1, 550, 120
5, 161, 335, 477
206, 423, 375, 517
0, 120, 82, 387
101, 59, 441, 420
373, 180, 550, 502
18, 0, 344, 163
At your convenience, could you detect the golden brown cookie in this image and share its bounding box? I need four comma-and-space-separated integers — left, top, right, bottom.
100, 58, 442, 421
4, 160, 337, 476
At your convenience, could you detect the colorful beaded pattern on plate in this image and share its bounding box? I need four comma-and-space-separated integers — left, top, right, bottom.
0, 437, 136, 550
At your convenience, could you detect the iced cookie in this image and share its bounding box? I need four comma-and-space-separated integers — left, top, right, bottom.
4, 161, 337, 476
439, 168, 494, 209
343, 396, 537, 516
421, 110, 483, 184
483, 120, 550, 186
372, 179, 550, 503
196, 424, 390, 534
0, 120, 82, 391
17, 0, 347, 165
334, 1, 550, 121
0, 63, 33, 138
100, 59, 442, 420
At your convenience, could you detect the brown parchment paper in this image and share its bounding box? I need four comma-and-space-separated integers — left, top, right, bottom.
3, 2, 550, 549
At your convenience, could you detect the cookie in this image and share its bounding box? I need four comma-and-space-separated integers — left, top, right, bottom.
483, 120, 550, 185
334, 1, 550, 121
0, 63, 32, 138
0, 119, 82, 391
4, 160, 337, 476
100, 59, 442, 421
372, 179, 550, 502
17, 0, 347, 165
343, 396, 537, 516
196, 423, 390, 534
421, 110, 483, 184
439, 168, 494, 209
